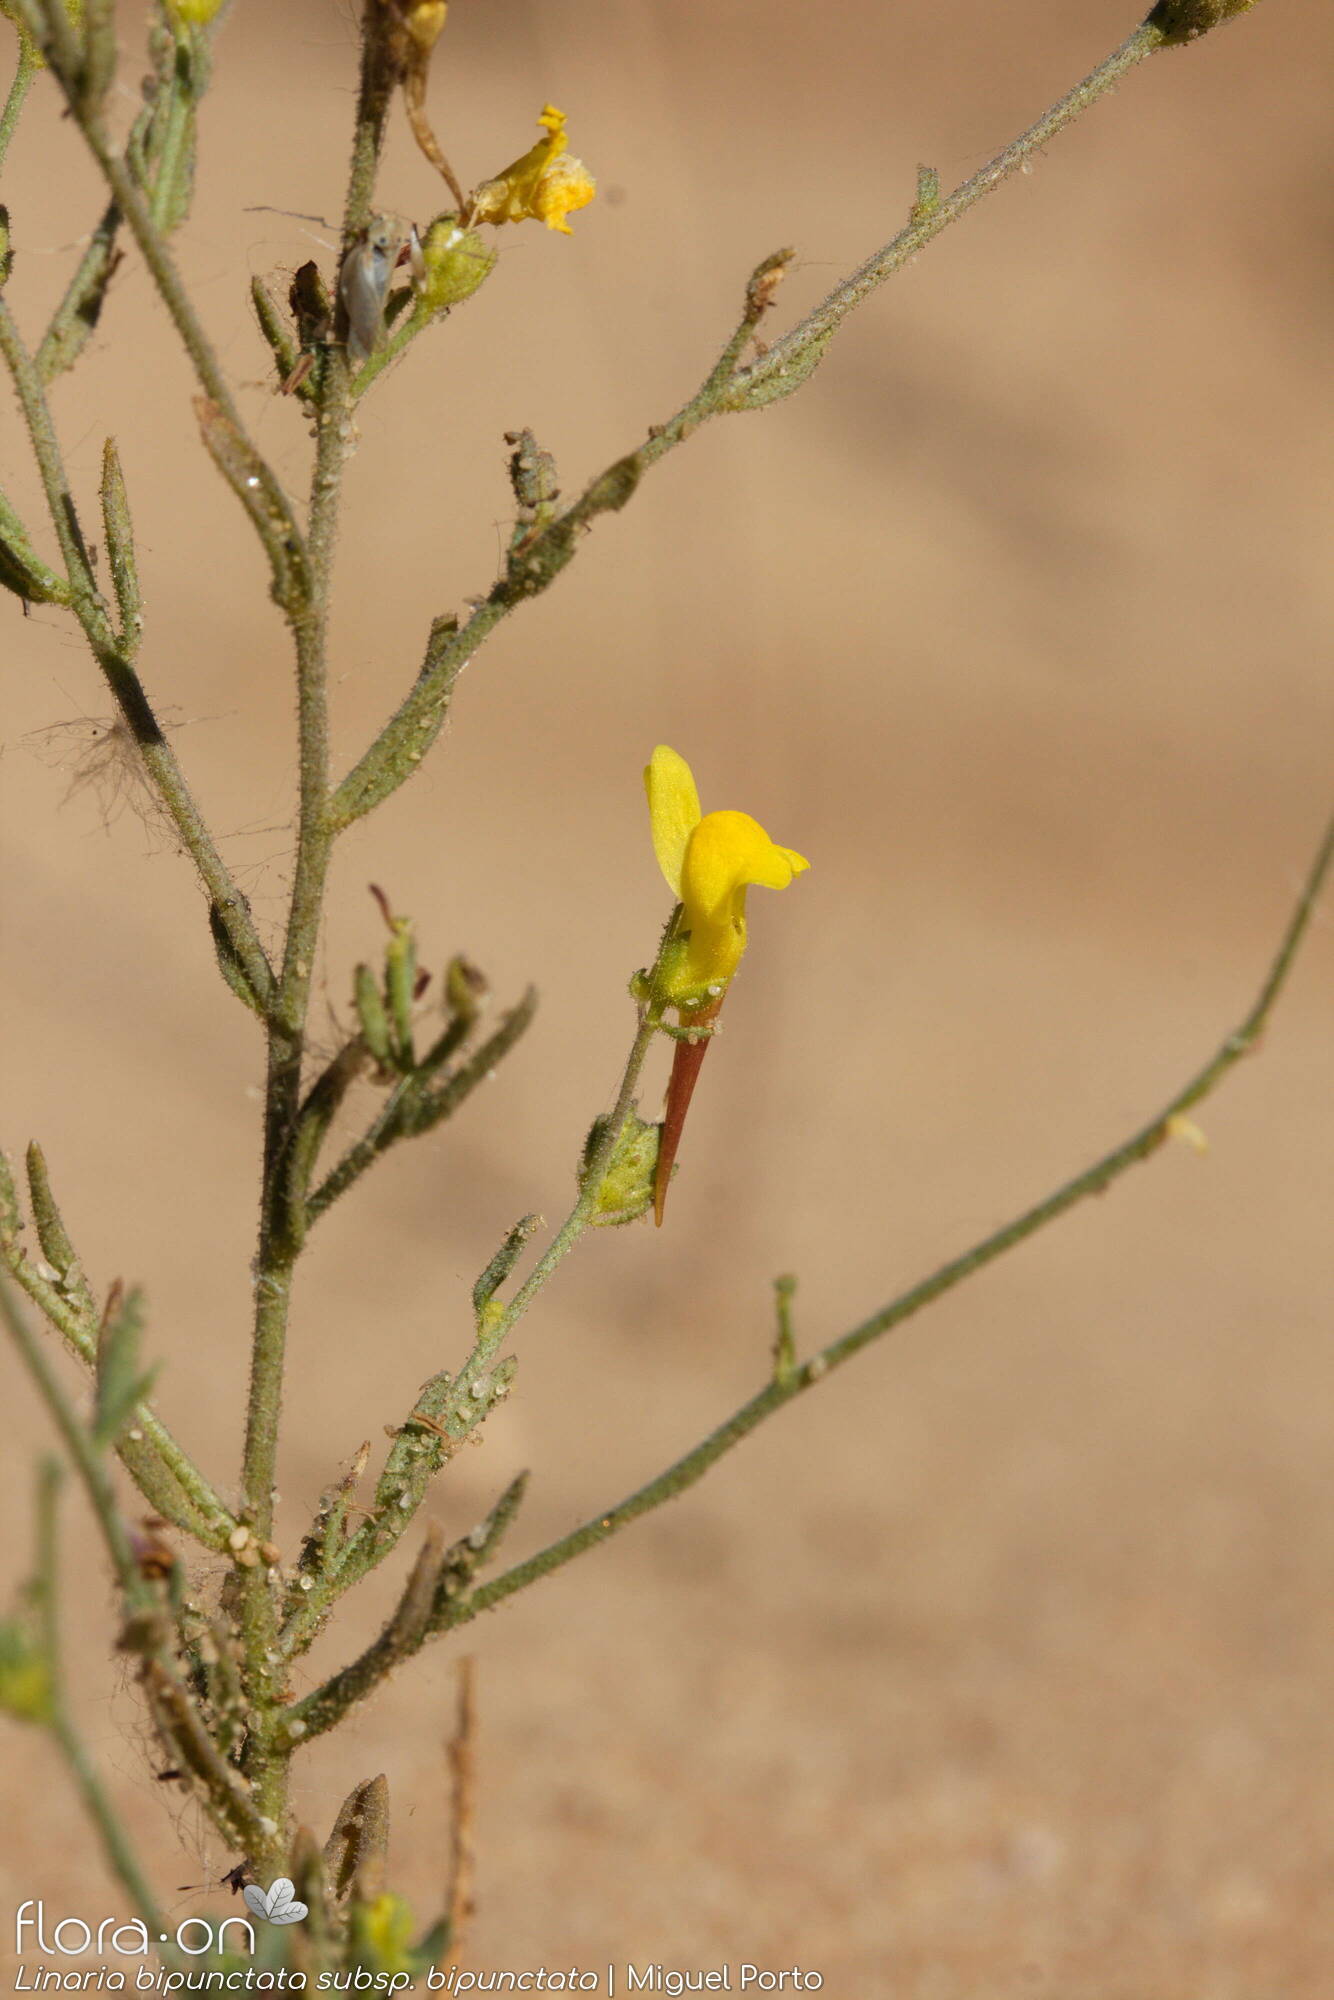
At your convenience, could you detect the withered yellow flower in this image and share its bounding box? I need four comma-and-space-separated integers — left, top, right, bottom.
470, 105, 597, 236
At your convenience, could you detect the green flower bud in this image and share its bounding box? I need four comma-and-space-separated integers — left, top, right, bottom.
580, 1110, 661, 1226
413, 215, 496, 314
1145, 0, 1258, 45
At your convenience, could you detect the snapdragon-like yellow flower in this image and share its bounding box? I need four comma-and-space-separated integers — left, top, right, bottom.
643, 745, 808, 1224
645, 744, 809, 1008
470, 105, 597, 236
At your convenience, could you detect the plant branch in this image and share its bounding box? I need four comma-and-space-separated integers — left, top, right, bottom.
9, 8, 311, 595
76, 118, 255, 452
433, 806, 1334, 1632
1, 1276, 272, 1861
325, 10, 1242, 833
31, 1461, 173, 1951
343, 1, 398, 246
0, 36, 37, 175
734, 24, 1161, 408
7, 1312, 268, 1884
283, 1474, 529, 1743
238, 373, 348, 1542
35, 196, 123, 383
305, 986, 539, 1227
495, 1011, 658, 1334
235, 13, 401, 1849
3, 1279, 152, 1599
0, 1170, 234, 1546
278, 1000, 663, 1662
0, 297, 275, 1004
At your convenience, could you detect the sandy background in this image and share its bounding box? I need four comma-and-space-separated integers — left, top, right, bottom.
2, 1, 1332, 1993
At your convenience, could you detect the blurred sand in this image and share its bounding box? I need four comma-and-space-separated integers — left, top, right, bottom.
1, 1, 1332, 1993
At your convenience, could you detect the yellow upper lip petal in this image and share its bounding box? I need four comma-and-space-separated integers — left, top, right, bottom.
644, 744, 703, 899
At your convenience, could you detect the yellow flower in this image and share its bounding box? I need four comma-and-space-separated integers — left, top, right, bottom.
470, 104, 597, 236
0, 1620, 53, 1725
645, 744, 808, 1007
349, 1894, 415, 1976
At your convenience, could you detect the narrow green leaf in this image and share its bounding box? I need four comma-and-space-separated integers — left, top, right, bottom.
354, 962, 392, 1064
472, 1214, 540, 1317
194, 396, 309, 609
0, 482, 71, 604
94, 1284, 156, 1448
209, 901, 269, 1016
24, 1142, 96, 1321
99, 437, 142, 654
249, 275, 300, 391
384, 920, 417, 1068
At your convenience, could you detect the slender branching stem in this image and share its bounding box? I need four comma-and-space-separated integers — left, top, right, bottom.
240, 0, 397, 1552
0, 39, 37, 174
305, 988, 539, 1226
0, 295, 274, 1001
238, 398, 349, 1519
0, 1238, 235, 1544
742, 25, 1163, 401
235, 375, 348, 1851
9, 1359, 267, 1892
0, 1141, 235, 1541
2, 0, 1297, 1927
234, 9, 399, 1853
2, 1282, 142, 1597
280, 803, 1333, 1739
32, 1462, 173, 1952
3, 1289, 255, 1853
496, 1012, 659, 1334
36, 196, 122, 384
343, 1, 396, 245
435, 809, 1334, 1631
77, 115, 249, 444
14, 28, 308, 574
329, 18, 1177, 831
276, 1004, 654, 1658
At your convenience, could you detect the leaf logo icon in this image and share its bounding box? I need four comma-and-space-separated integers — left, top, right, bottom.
242, 1878, 309, 1926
